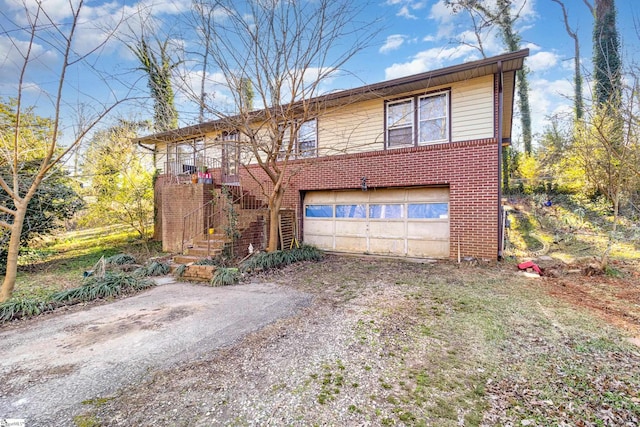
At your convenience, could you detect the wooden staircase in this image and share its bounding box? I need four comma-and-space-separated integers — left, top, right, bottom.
172, 184, 267, 280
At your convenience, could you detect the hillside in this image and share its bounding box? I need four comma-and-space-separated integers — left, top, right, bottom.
504, 193, 640, 339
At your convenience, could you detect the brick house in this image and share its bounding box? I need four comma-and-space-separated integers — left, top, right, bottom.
137, 49, 529, 261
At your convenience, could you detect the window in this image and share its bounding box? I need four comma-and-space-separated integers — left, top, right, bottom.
336, 204, 366, 218
298, 119, 317, 157
305, 205, 333, 218
407, 203, 448, 219
386, 91, 449, 148
166, 138, 206, 174
386, 99, 414, 147
419, 93, 448, 144
369, 204, 403, 219
279, 119, 317, 159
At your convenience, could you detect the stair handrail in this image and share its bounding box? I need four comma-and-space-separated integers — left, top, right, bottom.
181, 184, 267, 254
181, 199, 216, 254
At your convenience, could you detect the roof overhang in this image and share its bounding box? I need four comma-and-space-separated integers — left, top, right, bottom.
136, 48, 529, 144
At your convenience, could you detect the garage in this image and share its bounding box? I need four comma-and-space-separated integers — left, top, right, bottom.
303, 187, 450, 258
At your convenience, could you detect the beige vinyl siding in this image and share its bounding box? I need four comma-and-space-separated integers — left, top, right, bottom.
317, 98, 384, 156
451, 75, 494, 142
154, 142, 168, 172
154, 75, 496, 169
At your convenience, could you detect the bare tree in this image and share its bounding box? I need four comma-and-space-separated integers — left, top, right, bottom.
0, 0, 132, 302
182, 0, 379, 252
551, 0, 585, 120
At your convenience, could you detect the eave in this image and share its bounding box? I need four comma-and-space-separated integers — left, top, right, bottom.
135, 48, 529, 145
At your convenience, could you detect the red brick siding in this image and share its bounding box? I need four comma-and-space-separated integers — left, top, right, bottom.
237, 138, 500, 260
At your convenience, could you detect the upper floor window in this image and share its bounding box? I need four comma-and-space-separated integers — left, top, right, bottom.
386, 91, 449, 148
298, 119, 317, 157
280, 118, 317, 159
386, 99, 414, 147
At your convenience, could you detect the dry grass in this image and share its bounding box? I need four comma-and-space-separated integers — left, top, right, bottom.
13, 227, 162, 300
87, 257, 640, 426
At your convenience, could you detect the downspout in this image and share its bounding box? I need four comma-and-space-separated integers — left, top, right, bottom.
138, 142, 158, 169
497, 61, 504, 260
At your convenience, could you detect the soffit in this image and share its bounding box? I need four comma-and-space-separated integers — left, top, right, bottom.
136, 49, 529, 144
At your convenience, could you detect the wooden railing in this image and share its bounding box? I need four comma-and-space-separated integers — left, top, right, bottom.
165, 157, 221, 176
181, 199, 216, 254
180, 184, 266, 254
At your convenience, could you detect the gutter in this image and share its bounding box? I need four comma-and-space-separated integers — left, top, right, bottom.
497, 61, 504, 260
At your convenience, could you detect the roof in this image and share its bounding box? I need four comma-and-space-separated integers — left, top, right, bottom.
136, 48, 529, 144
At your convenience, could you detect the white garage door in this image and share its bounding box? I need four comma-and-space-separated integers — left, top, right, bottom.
303, 187, 450, 258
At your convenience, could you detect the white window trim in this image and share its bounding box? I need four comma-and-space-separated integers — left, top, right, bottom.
418, 92, 449, 145
386, 98, 414, 149
385, 90, 450, 148
279, 119, 318, 160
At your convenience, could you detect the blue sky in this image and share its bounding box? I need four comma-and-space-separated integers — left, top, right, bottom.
1, 0, 639, 150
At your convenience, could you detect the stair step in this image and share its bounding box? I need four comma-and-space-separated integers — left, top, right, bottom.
186, 247, 222, 257
173, 255, 202, 264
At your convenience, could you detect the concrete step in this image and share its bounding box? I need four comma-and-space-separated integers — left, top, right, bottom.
186, 247, 223, 257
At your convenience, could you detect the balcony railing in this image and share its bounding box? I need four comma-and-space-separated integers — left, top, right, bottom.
164, 157, 221, 176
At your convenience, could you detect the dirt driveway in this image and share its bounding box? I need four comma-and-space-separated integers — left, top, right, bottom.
0, 280, 312, 426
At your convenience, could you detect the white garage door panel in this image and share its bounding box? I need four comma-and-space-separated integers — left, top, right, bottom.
335, 236, 367, 252
407, 187, 449, 201
369, 238, 405, 254
303, 188, 450, 258
369, 222, 405, 238
304, 220, 332, 235
335, 220, 367, 236
407, 221, 449, 239
408, 240, 449, 257
305, 234, 334, 248
369, 189, 406, 202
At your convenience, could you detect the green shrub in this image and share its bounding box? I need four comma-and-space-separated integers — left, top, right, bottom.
134, 261, 170, 277
211, 267, 241, 286
174, 264, 187, 277
145, 261, 170, 276
0, 298, 54, 322
50, 273, 154, 304
241, 244, 323, 273
105, 253, 137, 265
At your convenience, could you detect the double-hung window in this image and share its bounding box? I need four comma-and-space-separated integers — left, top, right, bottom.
298, 119, 317, 157
279, 119, 317, 159
386, 99, 414, 147
386, 91, 449, 148
418, 93, 448, 144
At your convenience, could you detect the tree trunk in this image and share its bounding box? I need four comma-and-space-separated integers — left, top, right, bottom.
0, 205, 27, 302
267, 188, 285, 252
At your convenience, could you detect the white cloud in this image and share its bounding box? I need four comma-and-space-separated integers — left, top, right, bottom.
386, 0, 428, 20
380, 35, 406, 54
0, 35, 58, 77
397, 5, 417, 19
527, 51, 559, 72
384, 44, 477, 80
525, 77, 574, 139
429, 0, 455, 24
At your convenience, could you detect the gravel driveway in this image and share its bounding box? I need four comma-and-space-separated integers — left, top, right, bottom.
0, 279, 312, 426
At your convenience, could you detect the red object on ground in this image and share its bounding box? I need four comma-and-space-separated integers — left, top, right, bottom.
518, 260, 542, 275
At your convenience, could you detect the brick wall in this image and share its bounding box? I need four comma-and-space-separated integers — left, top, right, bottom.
160, 183, 216, 252
237, 139, 500, 260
